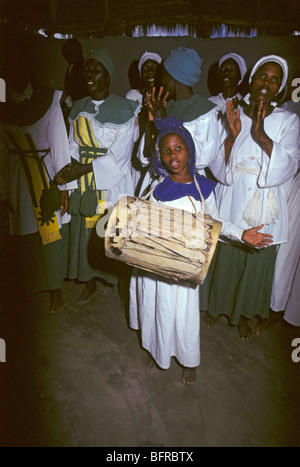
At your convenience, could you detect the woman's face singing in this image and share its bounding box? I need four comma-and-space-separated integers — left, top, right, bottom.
141, 59, 160, 90
250, 62, 283, 103
218, 58, 241, 91
83, 58, 110, 99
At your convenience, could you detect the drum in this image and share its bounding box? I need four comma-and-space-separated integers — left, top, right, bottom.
104, 196, 221, 284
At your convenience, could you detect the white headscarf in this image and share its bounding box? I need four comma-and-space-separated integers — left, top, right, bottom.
218, 53, 247, 85
249, 55, 289, 95
243, 54, 289, 105
138, 51, 162, 76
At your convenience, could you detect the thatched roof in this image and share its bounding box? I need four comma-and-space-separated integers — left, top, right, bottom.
0, 0, 300, 38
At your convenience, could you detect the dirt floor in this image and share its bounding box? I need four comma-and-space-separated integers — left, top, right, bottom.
0, 227, 300, 448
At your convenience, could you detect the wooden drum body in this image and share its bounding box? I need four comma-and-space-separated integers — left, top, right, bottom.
104, 196, 221, 284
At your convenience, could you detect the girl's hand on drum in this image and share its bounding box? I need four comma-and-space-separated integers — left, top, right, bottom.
242, 224, 273, 248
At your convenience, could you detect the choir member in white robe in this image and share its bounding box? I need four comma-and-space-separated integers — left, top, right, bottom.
56, 48, 140, 304
269, 171, 300, 327
130, 117, 273, 384
208, 52, 247, 114
125, 51, 162, 194
208, 55, 300, 339
0, 89, 75, 311
135, 47, 218, 198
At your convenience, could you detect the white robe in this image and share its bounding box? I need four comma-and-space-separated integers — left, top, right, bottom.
69, 100, 140, 207
129, 190, 244, 370
0, 90, 75, 236
125, 89, 143, 105
210, 107, 300, 245
271, 172, 300, 326
208, 92, 243, 114
124, 91, 146, 193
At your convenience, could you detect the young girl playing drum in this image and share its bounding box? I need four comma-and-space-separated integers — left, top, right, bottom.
129, 116, 273, 384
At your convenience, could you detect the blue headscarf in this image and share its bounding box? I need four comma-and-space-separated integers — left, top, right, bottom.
152, 116, 216, 202
164, 47, 202, 87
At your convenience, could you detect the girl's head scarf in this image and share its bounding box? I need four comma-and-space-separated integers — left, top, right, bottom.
152, 116, 216, 202
153, 116, 196, 178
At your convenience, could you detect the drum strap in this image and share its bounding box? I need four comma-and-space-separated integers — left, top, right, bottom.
141, 176, 164, 200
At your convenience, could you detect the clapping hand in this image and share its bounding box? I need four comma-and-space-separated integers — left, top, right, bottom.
226, 100, 241, 139
250, 100, 273, 157
251, 100, 268, 143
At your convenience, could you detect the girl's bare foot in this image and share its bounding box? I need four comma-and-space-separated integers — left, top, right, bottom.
181, 367, 197, 385
142, 353, 155, 372
78, 278, 97, 304
237, 316, 253, 341
50, 289, 64, 313
204, 311, 218, 328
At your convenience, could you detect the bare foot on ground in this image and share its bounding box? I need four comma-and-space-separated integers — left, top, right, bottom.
204, 311, 218, 328
78, 278, 97, 304
181, 367, 197, 385
253, 310, 284, 335
50, 289, 64, 313
237, 316, 253, 341
142, 353, 156, 372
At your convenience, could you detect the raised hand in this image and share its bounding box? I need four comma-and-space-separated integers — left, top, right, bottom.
145, 86, 169, 121
252, 100, 267, 141
226, 99, 241, 139
242, 224, 273, 248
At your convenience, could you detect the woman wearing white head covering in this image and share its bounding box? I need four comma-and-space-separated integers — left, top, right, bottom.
125, 51, 162, 194
243, 54, 289, 105
208, 52, 247, 111
125, 51, 162, 105
206, 55, 300, 339
135, 47, 219, 198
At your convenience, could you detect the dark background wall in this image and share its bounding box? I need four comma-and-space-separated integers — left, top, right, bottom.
1, 26, 299, 98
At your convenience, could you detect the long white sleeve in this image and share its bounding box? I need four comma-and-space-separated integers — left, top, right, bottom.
258, 112, 300, 187
92, 118, 136, 192
184, 108, 220, 170
205, 191, 244, 243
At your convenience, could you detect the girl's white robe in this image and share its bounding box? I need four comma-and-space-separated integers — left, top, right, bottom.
129, 192, 243, 370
